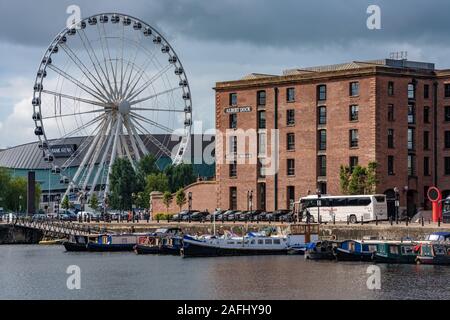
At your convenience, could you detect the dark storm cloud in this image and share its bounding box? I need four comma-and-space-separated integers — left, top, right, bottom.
1, 0, 450, 48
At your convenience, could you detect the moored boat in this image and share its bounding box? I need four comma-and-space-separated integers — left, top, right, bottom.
86, 234, 142, 252
134, 228, 183, 255
304, 240, 339, 260
334, 239, 380, 262
63, 235, 96, 252
416, 242, 450, 265
182, 223, 319, 258
372, 241, 418, 264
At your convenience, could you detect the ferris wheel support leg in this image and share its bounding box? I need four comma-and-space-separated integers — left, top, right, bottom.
90, 118, 118, 200
104, 115, 123, 197
127, 117, 149, 156
64, 118, 107, 198
123, 117, 141, 163
82, 116, 111, 192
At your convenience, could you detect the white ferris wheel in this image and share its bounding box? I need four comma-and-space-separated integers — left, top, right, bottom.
31, 13, 192, 204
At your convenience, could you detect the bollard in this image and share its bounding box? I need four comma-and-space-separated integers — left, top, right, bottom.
157, 217, 160, 223
390, 217, 393, 226
438, 218, 441, 227
421, 216, 424, 227
406, 217, 409, 226
167, 216, 170, 223
333, 215, 335, 225
347, 215, 349, 225
375, 215, 378, 226
361, 216, 364, 225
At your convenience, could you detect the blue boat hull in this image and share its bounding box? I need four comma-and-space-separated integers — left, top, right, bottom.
334, 248, 373, 262
182, 241, 288, 257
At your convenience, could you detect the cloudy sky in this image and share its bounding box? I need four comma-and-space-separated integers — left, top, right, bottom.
1, 0, 450, 148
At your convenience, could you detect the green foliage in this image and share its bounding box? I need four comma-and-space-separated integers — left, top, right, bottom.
136, 154, 159, 191
109, 158, 137, 210
61, 195, 70, 210
164, 163, 196, 193
136, 173, 170, 209
0, 168, 41, 212
175, 188, 187, 211
162, 191, 173, 213
154, 213, 171, 221
89, 193, 99, 212
339, 161, 378, 195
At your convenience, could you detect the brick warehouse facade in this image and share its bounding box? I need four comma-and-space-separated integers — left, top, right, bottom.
214, 59, 450, 218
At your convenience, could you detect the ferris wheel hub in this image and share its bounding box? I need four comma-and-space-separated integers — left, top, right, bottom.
118, 100, 131, 115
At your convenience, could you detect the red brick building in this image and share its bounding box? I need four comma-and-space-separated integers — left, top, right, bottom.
214, 59, 450, 218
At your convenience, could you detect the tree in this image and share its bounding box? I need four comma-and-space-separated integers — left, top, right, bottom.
162, 191, 173, 213
135, 173, 170, 209
339, 162, 379, 195
175, 188, 186, 211
61, 195, 70, 211
136, 154, 159, 191
165, 163, 196, 193
89, 194, 99, 212
109, 158, 137, 211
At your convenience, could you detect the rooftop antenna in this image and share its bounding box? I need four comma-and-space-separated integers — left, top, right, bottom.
389, 51, 408, 60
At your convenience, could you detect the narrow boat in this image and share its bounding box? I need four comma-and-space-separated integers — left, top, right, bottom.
304, 240, 339, 260
416, 242, 450, 265
86, 234, 140, 252
372, 241, 418, 264
334, 239, 380, 262
63, 235, 96, 252
181, 223, 319, 258
134, 227, 183, 255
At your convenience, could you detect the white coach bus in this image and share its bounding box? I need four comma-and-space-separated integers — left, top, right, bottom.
295, 194, 388, 223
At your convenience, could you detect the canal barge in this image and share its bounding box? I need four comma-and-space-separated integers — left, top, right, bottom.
134, 228, 183, 255
182, 224, 319, 258
372, 241, 418, 264
334, 239, 381, 261
416, 242, 450, 265
304, 240, 339, 260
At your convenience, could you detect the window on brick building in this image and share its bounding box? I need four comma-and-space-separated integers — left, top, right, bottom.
257, 90, 266, 106
287, 87, 295, 102
388, 129, 394, 148
318, 106, 327, 125
445, 131, 450, 149
229, 93, 237, 106
286, 109, 295, 126
229, 113, 237, 129
387, 104, 395, 121
229, 135, 238, 154
424, 84, 430, 99
318, 155, 326, 177
318, 130, 326, 150
445, 106, 450, 122
287, 186, 295, 209
445, 157, 450, 175
317, 85, 326, 101
445, 84, 450, 98
229, 187, 237, 210
388, 156, 395, 175
408, 103, 415, 124
408, 83, 415, 99
229, 161, 237, 178
287, 133, 295, 151
258, 110, 266, 129
408, 128, 415, 151
388, 81, 394, 96
424, 106, 430, 123
424, 131, 430, 150
258, 132, 266, 156
349, 156, 359, 172
408, 154, 415, 176
424, 186, 430, 210
287, 159, 295, 176
350, 82, 359, 96
424, 157, 430, 176
349, 129, 359, 148
349, 105, 359, 121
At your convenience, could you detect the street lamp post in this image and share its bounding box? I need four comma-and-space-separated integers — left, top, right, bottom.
316, 188, 322, 224
249, 190, 253, 213
394, 187, 400, 224
188, 192, 192, 211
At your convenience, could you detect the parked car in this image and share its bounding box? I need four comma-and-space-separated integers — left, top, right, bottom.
226, 211, 241, 221
57, 213, 70, 221
181, 210, 200, 221
237, 211, 251, 221
172, 210, 197, 221
32, 213, 47, 221
217, 210, 235, 221
279, 212, 294, 222
205, 210, 225, 221
256, 211, 271, 221
265, 210, 291, 221
190, 211, 208, 221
